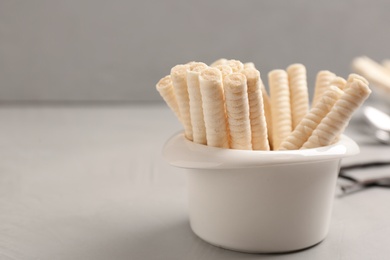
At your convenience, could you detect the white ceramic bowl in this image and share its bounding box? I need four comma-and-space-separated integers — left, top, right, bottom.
163, 133, 359, 253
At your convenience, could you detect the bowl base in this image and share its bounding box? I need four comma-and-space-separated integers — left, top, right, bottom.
191, 226, 326, 254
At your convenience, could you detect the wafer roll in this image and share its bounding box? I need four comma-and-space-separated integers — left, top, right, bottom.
242, 68, 270, 150
215, 64, 233, 79
382, 59, 390, 74
244, 62, 255, 69
199, 68, 230, 148
347, 73, 369, 86
227, 59, 244, 73
224, 73, 252, 150
279, 86, 343, 150
302, 79, 371, 149
260, 80, 273, 149
287, 64, 309, 129
210, 58, 227, 67
352, 56, 390, 93
171, 64, 192, 140
269, 69, 292, 150
187, 62, 208, 145
156, 75, 182, 123
330, 76, 347, 90
312, 70, 336, 107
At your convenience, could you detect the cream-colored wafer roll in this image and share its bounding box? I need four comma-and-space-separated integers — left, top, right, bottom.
269, 69, 292, 150
244, 62, 255, 69
330, 76, 347, 90
302, 79, 371, 149
242, 68, 270, 150
187, 62, 208, 145
171, 64, 192, 140
382, 59, 390, 74
260, 80, 273, 149
347, 73, 369, 85
352, 56, 390, 93
278, 85, 343, 150
287, 64, 309, 129
215, 64, 233, 79
312, 70, 336, 108
156, 75, 182, 123
223, 73, 252, 150
226, 59, 244, 73
199, 68, 230, 148
210, 58, 227, 67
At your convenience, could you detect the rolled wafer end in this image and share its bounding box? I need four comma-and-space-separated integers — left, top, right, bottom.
171, 64, 188, 82
188, 62, 208, 73
224, 73, 247, 90
286, 63, 305, 74
350, 78, 372, 97
244, 62, 255, 69
200, 67, 222, 83
227, 59, 244, 73
347, 73, 369, 85
330, 76, 347, 90
156, 75, 172, 91
268, 69, 287, 80
156, 75, 181, 122
215, 65, 233, 79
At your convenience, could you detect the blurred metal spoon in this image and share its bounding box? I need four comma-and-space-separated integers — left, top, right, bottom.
363, 106, 390, 144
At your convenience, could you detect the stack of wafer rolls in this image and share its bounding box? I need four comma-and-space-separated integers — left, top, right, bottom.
157, 59, 371, 150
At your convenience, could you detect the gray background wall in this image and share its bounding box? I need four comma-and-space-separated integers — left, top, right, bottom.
1, 0, 390, 102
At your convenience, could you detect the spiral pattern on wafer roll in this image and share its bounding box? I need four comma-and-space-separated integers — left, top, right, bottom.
156, 75, 181, 123
187, 62, 208, 145
215, 65, 233, 79
260, 82, 273, 149
312, 70, 336, 108
330, 77, 347, 90
279, 86, 343, 150
347, 73, 369, 86
171, 64, 193, 140
269, 69, 292, 150
302, 79, 371, 149
224, 73, 252, 150
242, 68, 270, 150
287, 64, 309, 129
226, 59, 244, 73
199, 68, 230, 148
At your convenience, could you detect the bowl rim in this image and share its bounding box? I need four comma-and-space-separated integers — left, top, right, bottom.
162, 132, 360, 169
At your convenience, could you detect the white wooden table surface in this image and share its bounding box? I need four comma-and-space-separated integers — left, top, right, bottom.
0, 104, 389, 260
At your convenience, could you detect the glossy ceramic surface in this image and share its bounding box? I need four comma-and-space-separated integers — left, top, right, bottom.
163, 133, 359, 253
